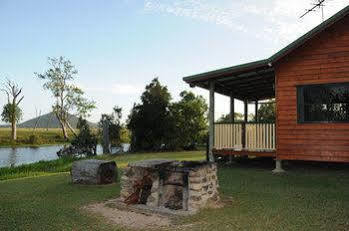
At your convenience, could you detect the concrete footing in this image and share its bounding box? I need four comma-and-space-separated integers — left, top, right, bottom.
272, 159, 285, 174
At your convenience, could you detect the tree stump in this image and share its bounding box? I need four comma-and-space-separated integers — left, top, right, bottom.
71, 159, 117, 184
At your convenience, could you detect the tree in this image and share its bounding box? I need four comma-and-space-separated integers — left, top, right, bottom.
256, 101, 275, 122
99, 106, 123, 147
1, 79, 24, 140
170, 91, 208, 150
217, 112, 244, 123
71, 117, 98, 156
35, 56, 96, 139
127, 78, 172, 151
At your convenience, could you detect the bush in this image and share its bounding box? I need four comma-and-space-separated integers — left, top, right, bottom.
27, 134, 42, 145
69, 117, 98, 156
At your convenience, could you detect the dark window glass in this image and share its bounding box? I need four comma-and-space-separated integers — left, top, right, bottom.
297, 83, 349, 123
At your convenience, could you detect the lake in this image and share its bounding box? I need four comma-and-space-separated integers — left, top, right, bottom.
0, 144, 130, 168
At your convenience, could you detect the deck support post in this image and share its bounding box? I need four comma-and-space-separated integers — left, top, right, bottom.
255, 101, 258, 122
229, 95, 235, 163
208, 81, 215, 162
272, 160, 285, 174
242, 100, 248, 150
244, 100, 248, 123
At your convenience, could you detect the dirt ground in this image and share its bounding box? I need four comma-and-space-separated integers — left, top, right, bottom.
84, 200, 172, 230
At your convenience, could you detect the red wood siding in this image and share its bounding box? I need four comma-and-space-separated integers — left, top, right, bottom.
275, 15, 349, 162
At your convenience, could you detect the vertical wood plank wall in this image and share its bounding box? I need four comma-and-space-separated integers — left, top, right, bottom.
275, 15, 349, 162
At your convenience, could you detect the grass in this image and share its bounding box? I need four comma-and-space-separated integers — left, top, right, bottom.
0, 157, 77, 181
0, 128, 73, 147
1, 152, 349, 230
0, 151, 205, 181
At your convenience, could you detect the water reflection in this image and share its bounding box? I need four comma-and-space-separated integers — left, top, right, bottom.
8, 148, 16, 167
0, 143, 130, 168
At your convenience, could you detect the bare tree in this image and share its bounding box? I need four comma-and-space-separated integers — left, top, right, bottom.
33, 107, 42, 132
1, 79, 24, 140
46, 112, 54, 131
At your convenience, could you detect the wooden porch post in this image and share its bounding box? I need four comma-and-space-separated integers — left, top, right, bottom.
244, 100, 248, 123
229, 95, 235, 163
255, 100, 258, 122
230, 95, 235, 123
242, 99, 248, 149
208, 81, 215, 162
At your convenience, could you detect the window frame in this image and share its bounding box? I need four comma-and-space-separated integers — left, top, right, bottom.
297, 82, 349, 124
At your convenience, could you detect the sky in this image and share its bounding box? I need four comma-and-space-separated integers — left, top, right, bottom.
0, 0, 348, 124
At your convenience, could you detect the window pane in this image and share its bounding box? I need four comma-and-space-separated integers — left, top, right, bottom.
299, 83, 349, 123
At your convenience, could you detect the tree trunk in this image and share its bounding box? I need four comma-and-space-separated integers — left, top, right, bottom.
11, 120, 16, 141
102, 120, 111, 154
66, 121, 77, 137
61, 123, 68, 140
55, 112, 69, 139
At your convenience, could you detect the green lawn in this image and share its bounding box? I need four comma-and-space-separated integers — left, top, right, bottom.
1, 152, 349, 230
0, 151, 205, 181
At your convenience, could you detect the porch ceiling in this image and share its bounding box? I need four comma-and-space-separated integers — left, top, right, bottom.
183, 60, 275, 101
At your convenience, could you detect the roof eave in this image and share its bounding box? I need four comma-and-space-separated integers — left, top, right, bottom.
183, 59, 270, 83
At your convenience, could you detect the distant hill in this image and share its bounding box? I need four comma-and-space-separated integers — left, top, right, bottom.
18, 112, 97, 129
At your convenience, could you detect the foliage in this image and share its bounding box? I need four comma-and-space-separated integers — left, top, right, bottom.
35, 56, 96, 138
216, 112, 244, 123
127, 78, 173, 151
0, 128, 73, 147
256, 101, 276, 122
1, 103, 23, 124
99, 106, 124, 146
127, 79, 210, 151
70, 117, 98, 156
1, 79, 24, 140
169, 91, 208, 150
27, 134, 43, 145
216, 101, 275, 123
120, 127, 131, 144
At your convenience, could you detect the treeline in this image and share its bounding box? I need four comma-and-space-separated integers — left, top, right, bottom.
127, 78, 208, 151
60, 78, 208, 155
217, 101, 275, 123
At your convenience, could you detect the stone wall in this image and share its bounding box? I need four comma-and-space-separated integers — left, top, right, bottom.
119, 160, 219, 212
187, 162, 219, 211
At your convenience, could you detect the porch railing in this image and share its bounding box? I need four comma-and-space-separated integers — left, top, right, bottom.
214, 123, 276, 151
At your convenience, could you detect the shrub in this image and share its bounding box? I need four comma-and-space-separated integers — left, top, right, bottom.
27, 134, 42, 145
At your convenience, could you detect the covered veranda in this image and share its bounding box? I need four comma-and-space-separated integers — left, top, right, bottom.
183, 59, 276, 161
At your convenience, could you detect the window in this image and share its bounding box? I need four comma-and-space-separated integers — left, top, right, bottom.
297, 83, 349, 123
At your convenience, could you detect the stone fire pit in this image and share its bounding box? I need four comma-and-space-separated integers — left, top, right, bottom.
119, 159, 219, 214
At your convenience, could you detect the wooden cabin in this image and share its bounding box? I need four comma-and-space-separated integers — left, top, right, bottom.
183, 6, 349, 171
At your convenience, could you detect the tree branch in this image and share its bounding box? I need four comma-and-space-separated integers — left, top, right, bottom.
17, 96, 24, 106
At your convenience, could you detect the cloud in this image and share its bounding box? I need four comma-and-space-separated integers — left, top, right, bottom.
144, 0, 247, 32
143, 0, 349, 46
